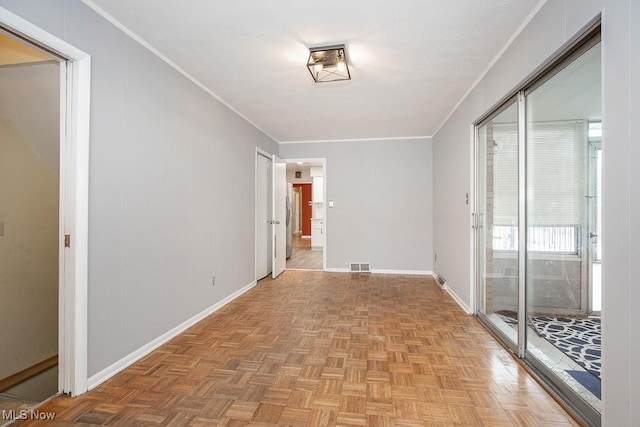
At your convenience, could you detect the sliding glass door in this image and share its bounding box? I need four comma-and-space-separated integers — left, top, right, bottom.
476, 101, 519, 348
475, 33, 601, 426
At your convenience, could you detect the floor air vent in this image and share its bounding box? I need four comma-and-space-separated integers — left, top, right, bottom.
436, 274, 446, 287
349, 262, 371, 273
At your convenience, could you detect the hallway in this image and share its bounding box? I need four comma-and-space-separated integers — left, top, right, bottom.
14, 271, 577, 426
286, 234, 322, 271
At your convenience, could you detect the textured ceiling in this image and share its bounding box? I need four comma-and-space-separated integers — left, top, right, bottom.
84, 0, 541, 143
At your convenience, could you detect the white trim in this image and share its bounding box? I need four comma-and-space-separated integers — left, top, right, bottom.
431, 271, 444, 288
271, 153, 287, 278
256, 146, 273, 159
431, 0, 548, 138
324, 268, 433, 276
322, 159, 327, 271
58, 62, 68, 395
370, 269, 433, 276
442, 284, 473, 315
255, 149, 258, 282
325, 267, 350, 273
432, 272, 472, 314
0, 9, 88, 59
469, 123, 477, 313
68, 51, 91, 398
0, 6, 92, 397
80, 0, 277, 144
279, 135, 431, 145
88, 280, 258, 390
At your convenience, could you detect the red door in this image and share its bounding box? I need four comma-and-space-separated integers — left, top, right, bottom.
294, 183, 312, 236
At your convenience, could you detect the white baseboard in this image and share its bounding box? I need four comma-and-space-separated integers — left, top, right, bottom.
431, 271, 472, 314
325, 267, 349, 273
371, 269, 433, 276
443, 284, 472, 314
431, 271, 443, 288
324, 268, 433, 276
87, 280, 258, 390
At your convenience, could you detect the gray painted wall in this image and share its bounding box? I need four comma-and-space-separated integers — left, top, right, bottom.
286, 166, 312, 183
280, 138, 433, 273
0, 0, 278, 378
432, 0, 639, 424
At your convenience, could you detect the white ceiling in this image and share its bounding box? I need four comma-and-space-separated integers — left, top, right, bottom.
85, 0, 541, 143
286, 160, 322, 171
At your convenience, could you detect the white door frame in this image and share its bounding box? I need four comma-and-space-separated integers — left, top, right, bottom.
272, 154, 287, 278
0, 7, 91, 396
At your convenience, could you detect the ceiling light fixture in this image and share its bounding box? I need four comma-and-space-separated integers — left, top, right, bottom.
307, 44, 351, 83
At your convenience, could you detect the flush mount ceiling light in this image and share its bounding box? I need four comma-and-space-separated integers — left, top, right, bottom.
306, 44, 351, 83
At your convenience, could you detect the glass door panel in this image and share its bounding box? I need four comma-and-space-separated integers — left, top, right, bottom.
525, 41, 601, 413
477, 101, 519, 347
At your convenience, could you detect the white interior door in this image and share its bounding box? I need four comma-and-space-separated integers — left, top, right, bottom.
256, 153, 272, 279
272, 155, 287, 278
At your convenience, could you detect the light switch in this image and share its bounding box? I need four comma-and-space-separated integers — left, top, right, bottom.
328, 200, 334, 208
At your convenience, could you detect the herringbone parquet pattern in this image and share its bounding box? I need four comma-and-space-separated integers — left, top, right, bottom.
14, 271, 578, 426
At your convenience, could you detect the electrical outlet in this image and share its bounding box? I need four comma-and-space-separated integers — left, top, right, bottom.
212, 276, 216, 286
434, 253, 437, 262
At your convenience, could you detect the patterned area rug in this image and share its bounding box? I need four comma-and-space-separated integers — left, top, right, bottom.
531, 316, 601, 378
566, 370, 601, 399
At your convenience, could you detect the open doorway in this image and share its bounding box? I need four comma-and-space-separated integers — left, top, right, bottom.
0, 7, 91, 402
0, 28, 60, 413
285, 160, 324, 271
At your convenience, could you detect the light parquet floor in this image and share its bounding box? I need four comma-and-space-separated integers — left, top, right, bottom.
287, 247, 323, 270
13, 271, 578, 426
287, 234, 323, 271
291, 235, 311, 249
